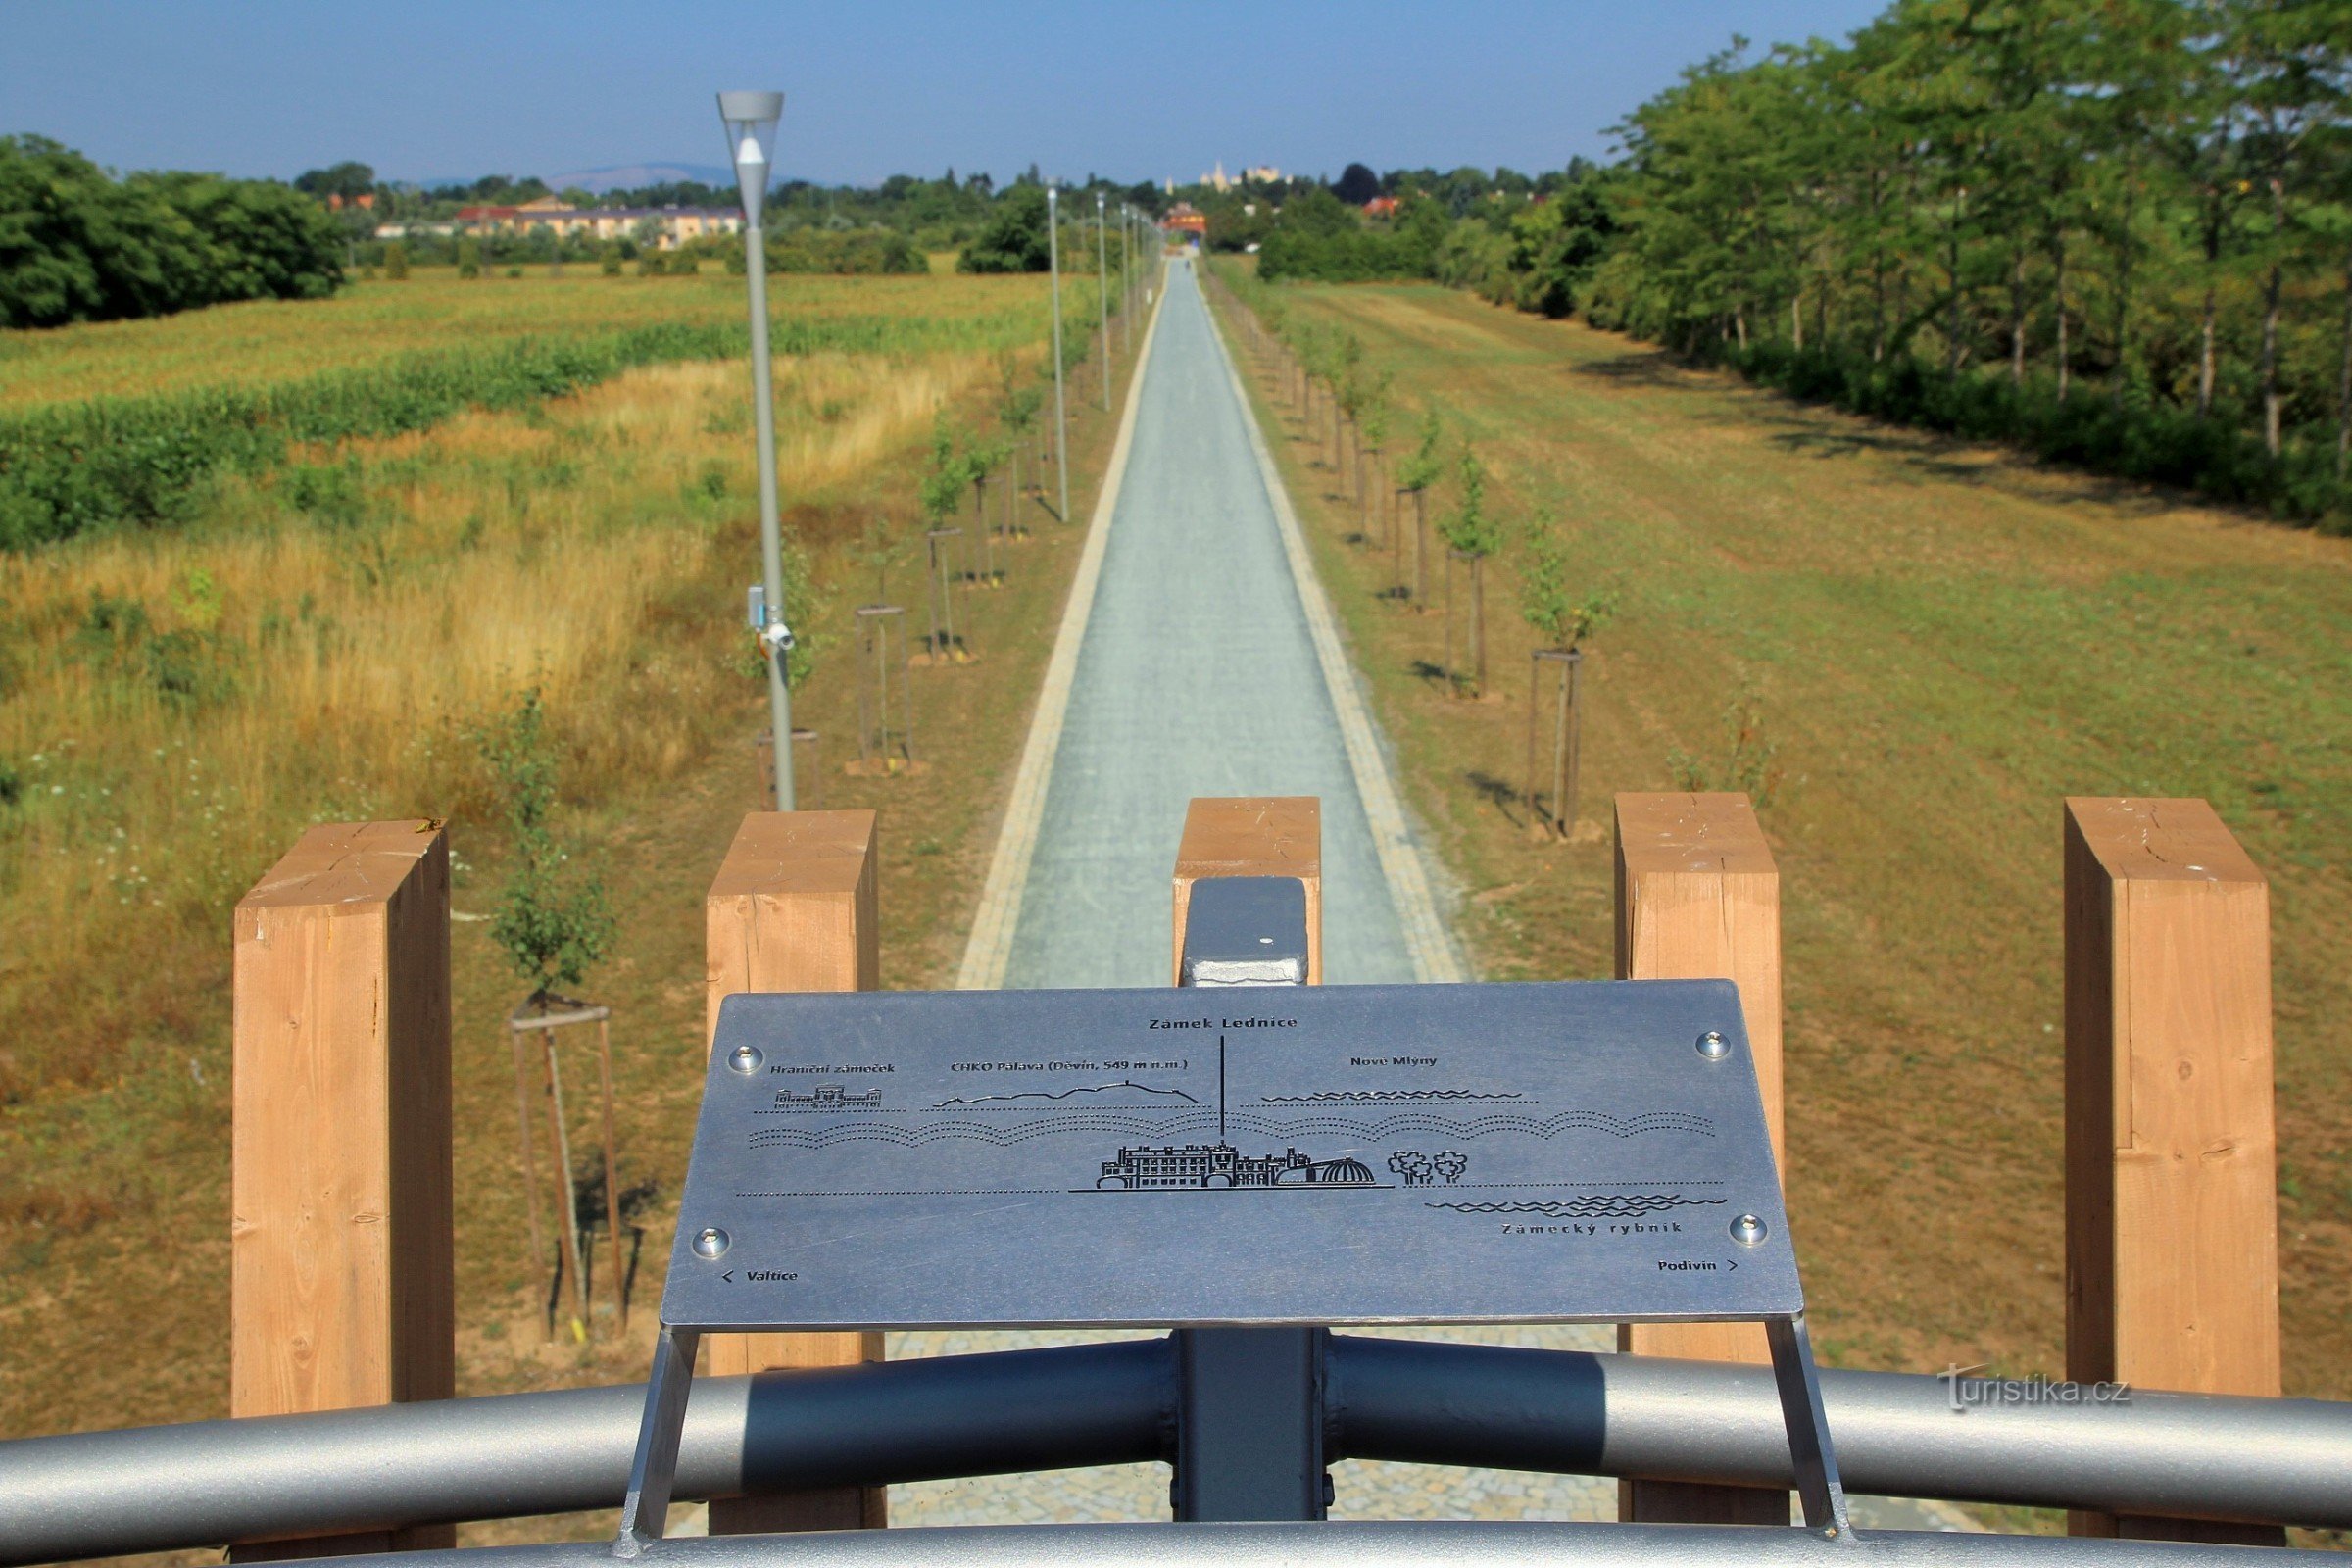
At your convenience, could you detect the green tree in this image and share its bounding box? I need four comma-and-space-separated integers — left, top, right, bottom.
383, 239, 409, 280
456, 236, 482, 279
957, 184, 1052, 272
0, 136, 343, 327
477, 689, 614, 1003
1438, 448, 1506, 693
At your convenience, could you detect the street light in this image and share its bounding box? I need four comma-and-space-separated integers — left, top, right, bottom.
1119, 201, 1132, 357
1048, 185, 1070, 527
719, 88, 796, 811
1095, 191, 1110, 411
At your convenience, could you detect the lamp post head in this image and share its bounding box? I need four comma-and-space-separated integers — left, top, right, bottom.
716, 90, 784, 225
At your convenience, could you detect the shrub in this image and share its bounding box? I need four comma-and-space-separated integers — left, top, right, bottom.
456, 237, 481, 279
384, 241, 409, 280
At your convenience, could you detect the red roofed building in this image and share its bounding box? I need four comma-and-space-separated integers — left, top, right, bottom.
1363, 196, 1398, 218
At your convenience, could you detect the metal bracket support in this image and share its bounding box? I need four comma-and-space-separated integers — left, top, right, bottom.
1173, 1326, 1330, 1521
613, 1326, 700, 1557
1768, 1313, 1856, 1541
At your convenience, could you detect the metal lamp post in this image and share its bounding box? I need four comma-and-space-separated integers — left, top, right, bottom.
1119, 202, 1132, 357
1095, 191, 1110, 411
1048, 185, 1070, 526
719, 89, 796, 810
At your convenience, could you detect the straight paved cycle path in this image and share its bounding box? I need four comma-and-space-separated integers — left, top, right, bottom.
900, 257, 1964, 1534
961, 255, 1454, 990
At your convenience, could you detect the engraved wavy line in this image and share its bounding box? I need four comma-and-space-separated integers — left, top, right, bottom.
1427, 1196, 1731, 1218
1259, 1090, 1524, 1102
750, 1108, 1713, 1150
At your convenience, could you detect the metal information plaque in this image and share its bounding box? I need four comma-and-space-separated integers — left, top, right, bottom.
664, 979, 1801, 1331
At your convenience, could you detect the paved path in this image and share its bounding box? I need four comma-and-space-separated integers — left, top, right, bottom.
895, 261, 1966, 1534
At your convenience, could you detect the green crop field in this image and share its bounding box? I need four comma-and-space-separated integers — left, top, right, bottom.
1210, 274, 2352, 1407
0, 268, 1146, 1451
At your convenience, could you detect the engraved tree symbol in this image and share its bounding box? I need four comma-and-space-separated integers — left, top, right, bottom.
1388, 1151, 1433, 1187
1432, 1150, 1468, 1186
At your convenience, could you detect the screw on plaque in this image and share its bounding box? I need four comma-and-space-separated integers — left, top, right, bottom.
693, 1227, 731, 1259
1696, 1030, 1731, 1060
728, 1045, 763, 1075
1729, 1213, 1768, 1247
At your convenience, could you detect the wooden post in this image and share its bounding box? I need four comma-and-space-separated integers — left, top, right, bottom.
704, 809, 886, 1533
2063, 798, 2283, 1544
231, 820, 454, 1557
1612, 793, 1788, 1527
1171, 797, 1322, 986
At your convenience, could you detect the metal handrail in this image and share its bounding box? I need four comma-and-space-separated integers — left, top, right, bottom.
224, 1522, 2302, 1568
4, 1338, 2346, 1566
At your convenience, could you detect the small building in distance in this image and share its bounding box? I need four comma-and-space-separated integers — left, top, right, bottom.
1363, 196, 1399, 219
444, 196, 744, 251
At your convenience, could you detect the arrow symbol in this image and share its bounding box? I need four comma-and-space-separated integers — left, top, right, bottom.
1726, 1259, 1739, 1271
721, 1270, 735, 1283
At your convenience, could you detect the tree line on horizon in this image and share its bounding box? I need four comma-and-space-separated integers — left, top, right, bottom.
0, 136, 345, 329
1252, 0, 2351, 525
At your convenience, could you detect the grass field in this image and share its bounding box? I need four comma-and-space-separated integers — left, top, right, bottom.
0, 270, 1030, 410
0, 268, 1151, 1449
1209, 276, 2352, 1404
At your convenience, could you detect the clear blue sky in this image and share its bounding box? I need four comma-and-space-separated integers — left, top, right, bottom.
5, 1, 1889, 188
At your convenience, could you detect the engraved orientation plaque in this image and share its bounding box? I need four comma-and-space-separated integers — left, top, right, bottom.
666, 979, 1801, 1330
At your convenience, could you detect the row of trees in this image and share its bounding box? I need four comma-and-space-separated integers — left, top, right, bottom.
1, 137, 344, 328
295, 158, 1165, 261
1244, 0, 2352, 523
1592, 0, 2350, 497
1209, 263, 1617, 836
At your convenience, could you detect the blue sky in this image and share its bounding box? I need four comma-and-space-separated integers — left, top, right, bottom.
5, 2, 1889, 188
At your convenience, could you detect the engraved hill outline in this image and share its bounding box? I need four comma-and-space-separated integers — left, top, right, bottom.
930, 1079, 1200, 1108
1259, 1089, 1524, 1103
747, 1107, 1715, 1152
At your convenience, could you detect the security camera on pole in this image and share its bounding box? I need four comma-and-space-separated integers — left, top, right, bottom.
719, 90, 796, 810
1048, 184, 1070, 527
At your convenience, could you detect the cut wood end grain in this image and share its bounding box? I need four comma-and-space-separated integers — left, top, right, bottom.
2064, 797, 2266, 886
708, 810, 879, 901
235, 820, 449, 911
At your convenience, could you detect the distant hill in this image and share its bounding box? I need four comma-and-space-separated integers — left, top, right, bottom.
545, 163, 735, 194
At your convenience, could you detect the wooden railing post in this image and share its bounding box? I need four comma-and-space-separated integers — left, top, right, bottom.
231, 820, 454, 1558
1171, 797, 1322, 986
1612, 793, 1788, 1526
704, 810, 886, 1533
2062, 798, 2283, 1545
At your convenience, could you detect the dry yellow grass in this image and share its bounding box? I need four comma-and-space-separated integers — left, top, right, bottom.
0, 263, 1158, 1446
0, 345, 998, 1110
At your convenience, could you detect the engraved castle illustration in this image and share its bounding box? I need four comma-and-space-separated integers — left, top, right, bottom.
1096, 1144, 1376, 1190
775, 1083, 884, 1109
1092, 1035, 1378, 1190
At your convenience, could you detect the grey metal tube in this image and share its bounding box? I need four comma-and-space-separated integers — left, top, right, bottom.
1327, 1336, 2352, 1528
8, 1338, 2351, 1567
0, 1340, 1171, 1567
204, 1522, 2295, 1568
